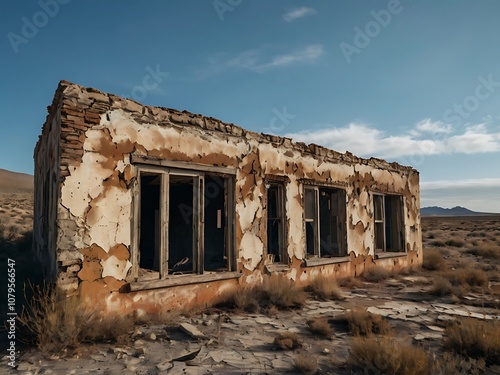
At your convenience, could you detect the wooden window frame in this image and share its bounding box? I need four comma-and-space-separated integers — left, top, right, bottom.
130, 163, 235, 281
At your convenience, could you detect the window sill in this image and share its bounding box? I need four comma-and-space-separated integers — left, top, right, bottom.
125, 272, 242, 292
303, 256, 351, 267
265, 263, 290, 273
374, 252, 407, 260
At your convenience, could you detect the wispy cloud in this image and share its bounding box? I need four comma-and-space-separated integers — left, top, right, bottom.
421, 178, 500, 190
284, 119, 500, 159
255, 44, 324, 71
283, 7, 317, 22
197, 44, 325, 78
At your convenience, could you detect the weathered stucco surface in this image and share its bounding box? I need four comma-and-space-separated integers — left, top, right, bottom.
34, 81, 422, 315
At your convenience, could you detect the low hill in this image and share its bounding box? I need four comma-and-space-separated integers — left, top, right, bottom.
421, 206, 492, 216
0, 168, 33, 194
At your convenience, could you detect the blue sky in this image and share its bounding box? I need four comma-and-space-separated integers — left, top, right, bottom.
1, 1, 499, 212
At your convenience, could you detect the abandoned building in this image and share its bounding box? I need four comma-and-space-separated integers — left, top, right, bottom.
33, 80, 422, 315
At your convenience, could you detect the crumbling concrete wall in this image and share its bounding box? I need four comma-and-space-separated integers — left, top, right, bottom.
34, 81, 422, 315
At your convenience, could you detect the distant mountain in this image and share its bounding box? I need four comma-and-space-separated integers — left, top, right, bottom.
421, 206, 490, 216
0, 168, 33, 194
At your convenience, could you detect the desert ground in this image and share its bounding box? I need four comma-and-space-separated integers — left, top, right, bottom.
0, 176, 499, 374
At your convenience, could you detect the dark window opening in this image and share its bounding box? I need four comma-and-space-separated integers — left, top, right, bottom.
168, 175, 194, 274
134, 167, 235, 279
204, 175, 227, 271
139, 174, 161, 271
305, 186, 347, 258
304, 187, 318, 256
267, 183, 286, 263
319, 189, 347, 257
374, 195, 404, 253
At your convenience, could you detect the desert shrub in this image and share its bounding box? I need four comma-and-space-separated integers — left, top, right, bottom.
338, 276, 364, 289
426, 231, 436, 239
0, 224, 32, 253
445, 237, 466, 247
444, 318, 500, 365
429, 276, 462, 297
215, 287, 260, 313
261, 274, 307, 309
293, 351, 318, 374
363, 265, 391, 282
349, 336, 430, 375
430, 240, 447, 247
335, 307, 390, 336
274, 331, 301, 350
432, 352, 486, 375
307, 317, 333, 338
467, 245, 500, 260
422, 248, 447, 271
18, 284, 133, 354
467, 231, 487, 238
216, 274, 306, 312
441, 268, 489, 289
307, 276, 343, 300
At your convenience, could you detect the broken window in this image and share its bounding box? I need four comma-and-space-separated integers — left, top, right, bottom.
267, 183, 287, 264
133, 167, 235, 280
374, 194, 404, 253
305, 186, 347, 257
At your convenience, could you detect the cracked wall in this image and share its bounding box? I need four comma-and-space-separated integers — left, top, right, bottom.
34, 81, 422, 315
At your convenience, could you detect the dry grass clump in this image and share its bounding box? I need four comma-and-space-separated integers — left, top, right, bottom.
260, 274, 307, 309
338, 276, 364, 289
442, 268, 489, 288
422, 248, 447, 271
467, 231, 487, 238
0, 220, 32, 253
445, 237, 466, 247
307, 317, 333, 338
18, 284, 133, 354
307, 276, 343, 300
363, 265, 391, 282
293, 351, 318, 374
349, 336, 430, 375
336, 307, 390, 336
443, 318, 500, 366
431, 267, 489, 297
430, 240, 447, 247
233, 287, 260, 313
467, 244, 500, 260
274, 331, 301, 350
216, 274, 306, 312
432, 352, 486, 374
429, 277, 461, 297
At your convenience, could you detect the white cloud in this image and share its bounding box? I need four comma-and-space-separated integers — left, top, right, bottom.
199, 44, 325, 78
284, 120, 500, 159
415, 118, 452, 134
421, 178, 500, 190
283, 7, 317, 22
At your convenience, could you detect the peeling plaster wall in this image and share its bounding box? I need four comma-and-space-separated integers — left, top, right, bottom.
34, 81, 422, 314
